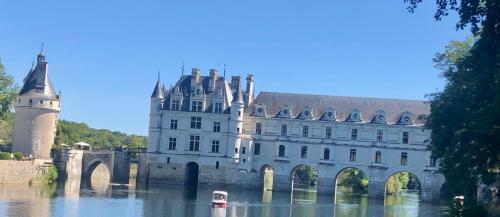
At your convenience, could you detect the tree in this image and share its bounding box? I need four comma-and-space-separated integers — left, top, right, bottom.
337, 168, 369, 193
0, 59, 18, 121
293, 165, 318, 186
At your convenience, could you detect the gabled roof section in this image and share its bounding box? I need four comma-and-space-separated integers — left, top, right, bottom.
246, 92, 430, 125
19, 52, 57, 100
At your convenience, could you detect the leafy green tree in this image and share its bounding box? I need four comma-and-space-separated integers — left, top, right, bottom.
337, 168, 369, 193
293, 165, 318, 186
386, 172, 410, 195
0, 59, 18, 120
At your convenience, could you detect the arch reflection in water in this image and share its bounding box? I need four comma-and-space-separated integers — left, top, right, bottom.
90, 162, 111, 195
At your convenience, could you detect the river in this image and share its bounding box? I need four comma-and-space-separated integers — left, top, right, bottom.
0, 178, 447, 217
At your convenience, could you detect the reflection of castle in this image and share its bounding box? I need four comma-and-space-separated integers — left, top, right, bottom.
140, 68, 445, 202
12, 50, 60, 159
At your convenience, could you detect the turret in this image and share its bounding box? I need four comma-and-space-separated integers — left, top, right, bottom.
148, 76, 164, 152
12, 49, 60, 159
244, 74, 254, 108
228, 81, 244, 160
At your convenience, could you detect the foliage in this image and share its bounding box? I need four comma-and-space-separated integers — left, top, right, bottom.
0, 152, 10, 160
405, 0, 499, 34
337, 168, 368, 193
0, 59, 18, 121
293, 165, 318, 186
44, 165, 58, 183
0, 111, 13, 145
13, 151, 23, 160
386, 172, 410, 195
54, 120, 147, 149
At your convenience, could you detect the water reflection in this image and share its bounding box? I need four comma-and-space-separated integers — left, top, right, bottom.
0, 180, 447, 217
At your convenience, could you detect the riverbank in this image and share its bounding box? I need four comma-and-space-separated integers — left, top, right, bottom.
0, 159, 53, 184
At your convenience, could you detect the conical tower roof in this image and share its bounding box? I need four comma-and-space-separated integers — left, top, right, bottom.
19, 51, 57, 100
232, 85, 244, 103
151, 79, 164, 98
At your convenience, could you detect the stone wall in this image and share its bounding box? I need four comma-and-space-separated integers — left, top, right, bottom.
0, 159, 52, 184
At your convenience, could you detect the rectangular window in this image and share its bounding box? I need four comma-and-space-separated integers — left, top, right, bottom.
401, 152, 408, 165
301, 146, 308, 158
171, 100, 180, 111
168, 138, 176, 150
256, 123, 262, 135
189, 135, 200, 151
430, 156, 437, 167
234, 148, 238, 154
191, 101, 203, 112
302, 126, 309, 137
167, 157, 170, 164
350, 149, 356, 161
213, 122, 221, 132
170, 119, 178, 130
351, 129, 358, 140
190, 117, 202, 129
238, 111, 241, 117
214, 102, 223, 113
216, 161, 219, 169
236, 128, 240, 133
376, 130, 383, 142
241, 147, 246, 154
326, 127, 332, 139
254, 143, 261, 155
281, 125, 287, 136
211, 140, 220, 153
402, 132, 409, 144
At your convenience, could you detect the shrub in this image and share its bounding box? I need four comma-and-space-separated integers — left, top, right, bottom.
0, 152, 10, 160
13, 152, 23, 160
44, 165, 58, 183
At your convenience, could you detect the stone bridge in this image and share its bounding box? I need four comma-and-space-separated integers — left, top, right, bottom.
54, 149, 131, 182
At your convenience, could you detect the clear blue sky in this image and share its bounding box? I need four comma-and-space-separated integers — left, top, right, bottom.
0, 0, 467, 136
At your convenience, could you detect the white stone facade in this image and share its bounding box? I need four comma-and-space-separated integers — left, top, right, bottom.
142, 69, 445, 202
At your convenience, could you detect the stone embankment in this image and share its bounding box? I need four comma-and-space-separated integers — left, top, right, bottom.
0, 159, 53, 184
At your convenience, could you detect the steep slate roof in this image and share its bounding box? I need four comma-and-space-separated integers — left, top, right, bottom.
151, 79, 163, 98
19, 52, 57, 100
246, 92, 430, 125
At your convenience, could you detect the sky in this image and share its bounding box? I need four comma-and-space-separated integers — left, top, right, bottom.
0, 0, 468, 136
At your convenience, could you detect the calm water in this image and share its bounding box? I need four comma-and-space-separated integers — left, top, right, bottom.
0, 178, 447, 217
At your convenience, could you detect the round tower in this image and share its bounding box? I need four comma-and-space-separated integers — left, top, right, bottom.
147, 76, 164, 152
12, 50, 60, 159
228, 84, 244, 160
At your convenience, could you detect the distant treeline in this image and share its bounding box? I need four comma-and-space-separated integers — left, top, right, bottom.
54, 120, 147, 149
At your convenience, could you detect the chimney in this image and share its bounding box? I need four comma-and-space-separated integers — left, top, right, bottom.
192, 68, 201, 83
209, 69, 218, 91
245, 74, 254, 107
231, 76, 241, 91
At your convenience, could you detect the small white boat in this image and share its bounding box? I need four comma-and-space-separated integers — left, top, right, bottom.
211, 191, 228, 207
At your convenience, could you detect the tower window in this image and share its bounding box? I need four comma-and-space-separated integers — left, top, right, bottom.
29, 99, 33, 104
281, 125, 287, 136
402, 132, 409, 144
325, 127, 332, 139
254, 143, 261, 155
255, 123, 262, 135
301, 146, 307, 158
323, 148, 330, 160
216, 161, 220, 169
278, 145, 285, 157
189, 135, 200, 151
350, 149, 356, 161
170, 119, 178, 129
241, 147, 246, 154
302, 126, 309, 138
50, 101, 53, 107
375, 151, 382, 163
401, 152, 408, 165
169, 138, 176, 150
211, 140, 220, 153
430, 156, 437, 167
190, 117, 202, 129
238, 111, 241, 117
376, 130, 383, 142
213, 122, 221, 132
40, 100, 43, 104
351, 129, 358, 140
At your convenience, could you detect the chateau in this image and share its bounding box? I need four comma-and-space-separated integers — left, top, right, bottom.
12, 51, 60, 159
140, 68, 445, 202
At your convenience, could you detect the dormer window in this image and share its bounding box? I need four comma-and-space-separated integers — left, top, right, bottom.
191, 100, 203, 112
299, 107, 313, 119
214, 102, 223, 113
277, 105, 291, 118
397, 111, 413, 125
371, 110, 386, 124
171, 100, 180, 111
321, 107, 336, 121
253, 103, 266, 117
346, 109, 361, 122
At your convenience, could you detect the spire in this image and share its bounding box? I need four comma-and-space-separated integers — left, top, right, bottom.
233, 85, 244, 104
151, 75, 163, 99
181, 61, 185, 75
19, 50, 57, 99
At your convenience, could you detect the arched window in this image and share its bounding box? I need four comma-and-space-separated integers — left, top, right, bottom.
323, 148, 330, 160
375, 151, 382, 163
278, 145, 285, 157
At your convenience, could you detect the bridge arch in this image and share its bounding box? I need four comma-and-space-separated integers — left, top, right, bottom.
260, 164, 274, 191
334, 166, 369, 201
83, 158, 112, 181
384, 171, 422, 201
184, 162, 199, 186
